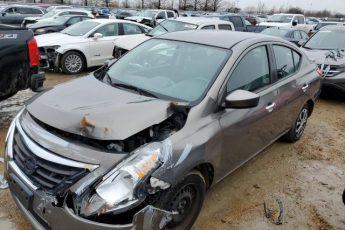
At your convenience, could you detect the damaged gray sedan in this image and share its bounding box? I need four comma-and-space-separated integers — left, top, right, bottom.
4, 30, 321, 230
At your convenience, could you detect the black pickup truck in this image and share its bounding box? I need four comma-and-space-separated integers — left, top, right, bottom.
0, 24, 45, 101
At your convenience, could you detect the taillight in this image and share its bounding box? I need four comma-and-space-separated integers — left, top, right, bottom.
27, 38, 40, 67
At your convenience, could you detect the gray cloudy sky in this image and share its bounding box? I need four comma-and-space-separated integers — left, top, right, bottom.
238, 0, 345, 12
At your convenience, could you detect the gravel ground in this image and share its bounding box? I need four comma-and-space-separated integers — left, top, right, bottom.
0, 72, 344, 230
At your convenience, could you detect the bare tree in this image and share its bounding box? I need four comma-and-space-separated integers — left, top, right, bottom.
257, 0, 266, 14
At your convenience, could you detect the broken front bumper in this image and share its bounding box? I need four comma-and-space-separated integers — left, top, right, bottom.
39, 47, 60, 71
7, 162, 173, 230
322, 72, 345, 93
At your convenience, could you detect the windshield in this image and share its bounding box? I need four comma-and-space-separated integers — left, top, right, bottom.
304, 31, 345, 50
107, 39, 230, 102
268, 15, 293, 23
61, 21, 100, 36
148, 20, 197, 37
261, 28, 288, 38
139, 10, 157, 18
41, 10, 58, 19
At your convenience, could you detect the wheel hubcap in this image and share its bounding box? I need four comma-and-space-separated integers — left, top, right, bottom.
65, 54, 82, 73
295, 108, 308, 138
168, 185, 196, 226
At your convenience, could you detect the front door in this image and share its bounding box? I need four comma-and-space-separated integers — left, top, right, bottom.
218, 45, 281, 178
88, 23, 119, 66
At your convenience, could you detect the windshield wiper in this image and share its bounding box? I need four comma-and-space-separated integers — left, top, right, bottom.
112, 82, 158, 98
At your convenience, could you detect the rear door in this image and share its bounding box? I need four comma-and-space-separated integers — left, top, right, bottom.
270, 44, 307, 132
218, 44, 281, 177
88, 23, 120, 65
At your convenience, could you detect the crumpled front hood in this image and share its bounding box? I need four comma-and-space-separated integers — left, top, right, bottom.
35, 32, 83, 47
26, 75, 172, 140
114, 34, 150, 50
301, 48, 345, 65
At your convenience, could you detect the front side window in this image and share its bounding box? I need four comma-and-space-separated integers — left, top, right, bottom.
201, 25, 215, 30
227, 46, 270, 93
297, 16, 304, 24
156, 11, 166, 19
167, 11, 175, 18
107, 39, 230, 102
94, 23, 119, 36
273, 45, 301, 80
122, 23, 142, 35
5, 7, 17, 14
66, 17, 81, 26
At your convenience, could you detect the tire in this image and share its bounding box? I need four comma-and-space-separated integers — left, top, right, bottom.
60, 51, 85, 74
283, 103, 309, 142
155, 171, 206, 230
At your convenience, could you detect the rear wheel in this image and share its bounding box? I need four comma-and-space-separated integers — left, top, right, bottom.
61, 51, 85, 74
156, 171, 206, 230
283, 104, 309, 142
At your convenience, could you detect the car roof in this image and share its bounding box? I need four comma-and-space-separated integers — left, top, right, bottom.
173, 17, 226, 25
85, 18, 151, 27
156, 30, 277, 49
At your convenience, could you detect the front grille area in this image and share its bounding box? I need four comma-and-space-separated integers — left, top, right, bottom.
319, 64, 343, 77
12, 129, 88, 194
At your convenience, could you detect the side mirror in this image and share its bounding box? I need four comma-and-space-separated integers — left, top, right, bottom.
292, 20, 298, 26
93, 33, 103, 39
224, 90, 260, 109
298, 40, 305, 47
2, 12, 6, 16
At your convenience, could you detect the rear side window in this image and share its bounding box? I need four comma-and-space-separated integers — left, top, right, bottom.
201, 25, 215, 30
167, 11, 174, 18
230, 16, 244, 28
300, 31, 309, 40
70, 11, 86, 15
218, 24, 232, 30
227, 46, 270, 92
273, 45, 301, 80
123, 23, 143, 35
297, 16, 305, 24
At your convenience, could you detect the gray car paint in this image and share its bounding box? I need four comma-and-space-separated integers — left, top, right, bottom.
5, 30, 321, 229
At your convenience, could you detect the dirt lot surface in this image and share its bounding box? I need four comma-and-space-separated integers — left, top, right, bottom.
0, 72, 344, 230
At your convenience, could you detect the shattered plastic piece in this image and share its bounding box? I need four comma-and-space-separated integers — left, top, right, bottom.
132, 205, 177, 230
150, 177, 170, 190
0, 175, 8, 189
264, 195, 284, 225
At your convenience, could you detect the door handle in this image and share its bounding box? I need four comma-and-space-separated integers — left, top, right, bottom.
302, 84, 309, 92
265, 102, 276, 112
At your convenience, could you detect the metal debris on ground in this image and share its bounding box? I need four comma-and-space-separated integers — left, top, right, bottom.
0, 175, 8, 189
263, 195, 284, 225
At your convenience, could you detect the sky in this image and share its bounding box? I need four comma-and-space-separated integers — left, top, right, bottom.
237, 0, 345, 12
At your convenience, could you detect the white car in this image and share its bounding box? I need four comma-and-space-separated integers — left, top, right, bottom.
124, 9, 177, 27
22, 9, 94, 27
113, 17, 234, 58
36, 19, 151, 74
259, 14, 313, 33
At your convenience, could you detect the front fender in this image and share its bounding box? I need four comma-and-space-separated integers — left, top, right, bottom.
56, 46, 90, 67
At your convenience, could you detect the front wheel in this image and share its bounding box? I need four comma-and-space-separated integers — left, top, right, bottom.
283, 104, 309, 142
156, 171, 206, 230
60, 51, 85, 74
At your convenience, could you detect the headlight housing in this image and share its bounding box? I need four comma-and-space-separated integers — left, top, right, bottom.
80, 142, 166, 217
